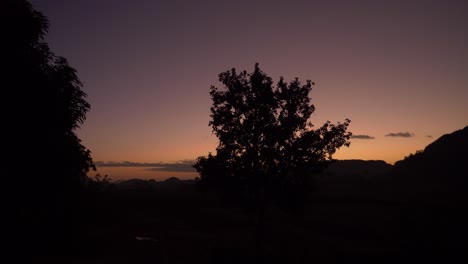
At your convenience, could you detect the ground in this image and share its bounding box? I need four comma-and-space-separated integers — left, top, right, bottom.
35, 181, 468, 263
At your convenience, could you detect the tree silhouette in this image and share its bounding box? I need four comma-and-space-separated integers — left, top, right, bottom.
5, 0, 94, 255
194, 63, 351, 208
194, 64, 351, 257
194, 63, 352, 212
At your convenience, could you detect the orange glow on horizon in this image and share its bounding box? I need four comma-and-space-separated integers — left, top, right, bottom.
92, 166, 197, 181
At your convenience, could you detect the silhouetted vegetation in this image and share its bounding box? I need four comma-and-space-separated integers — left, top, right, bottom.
193, 64, 351, 258
194, 64, 351, 210
86, 173, 113, 192
6, 0, 94, 256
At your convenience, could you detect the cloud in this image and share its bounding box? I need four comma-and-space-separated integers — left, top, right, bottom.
145, 163, 195, 172
385, 132, 414, 138
426, 135, 433, 138
351, 134, 375, 139
94, 160, 195, 172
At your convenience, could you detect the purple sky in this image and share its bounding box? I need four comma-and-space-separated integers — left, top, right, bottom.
30, 0, 467, 179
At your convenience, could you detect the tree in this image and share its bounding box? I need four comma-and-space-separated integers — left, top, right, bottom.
194, 64, 351, 211
5, 0, 94, 254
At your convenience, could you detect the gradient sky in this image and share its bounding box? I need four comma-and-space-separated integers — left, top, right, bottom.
30, 0, 467, 179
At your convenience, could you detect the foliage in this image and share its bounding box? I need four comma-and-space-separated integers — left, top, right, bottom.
86, 173, 113, 191
194, 63, 351, 209
6, 0, 95, 190
403, 149, 424, 161
5, 0, 95, 253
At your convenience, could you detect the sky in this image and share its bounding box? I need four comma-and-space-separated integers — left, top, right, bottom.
30, 0, 467, 180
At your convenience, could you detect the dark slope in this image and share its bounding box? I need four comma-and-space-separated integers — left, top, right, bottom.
325, 159, 392, 179
393, 126, 468, 197
391, 126, 468, 259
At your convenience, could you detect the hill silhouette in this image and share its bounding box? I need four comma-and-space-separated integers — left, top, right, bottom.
116, 177, 195, 191
394, 126, 468, 200
325, 159, 392, 179
318, 160, 393, 199
389, 126, 468, 259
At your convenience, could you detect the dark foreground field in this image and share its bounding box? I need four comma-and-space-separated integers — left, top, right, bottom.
36, 178, 468, 264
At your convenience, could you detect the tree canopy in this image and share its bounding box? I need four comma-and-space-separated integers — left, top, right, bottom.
6, 0, 94, 187
194, 63, 351, 208
5, 0, 94, 253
